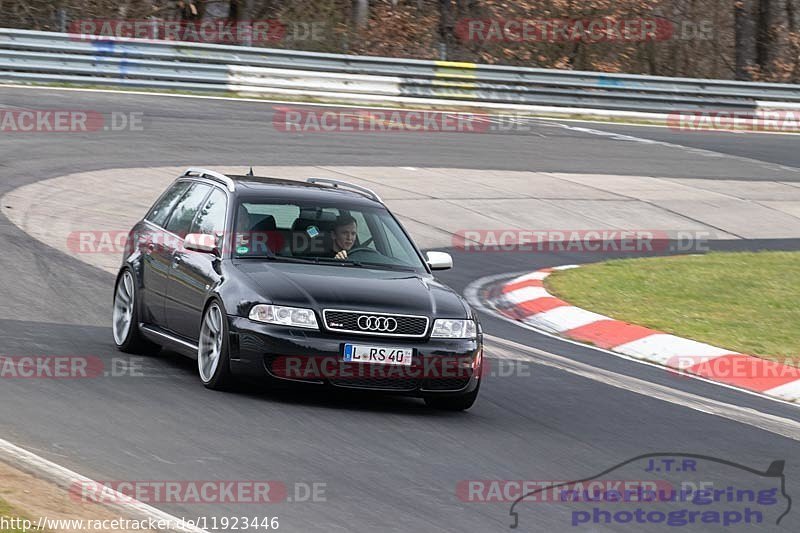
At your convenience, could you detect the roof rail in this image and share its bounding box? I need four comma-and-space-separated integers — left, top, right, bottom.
184, 167, 235, 192
306, 177, 382, 203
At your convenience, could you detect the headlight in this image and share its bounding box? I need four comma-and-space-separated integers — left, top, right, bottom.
249, 304, 319, 329
431, 319, 477, 339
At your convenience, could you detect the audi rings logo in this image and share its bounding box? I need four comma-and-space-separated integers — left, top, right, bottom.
357, 315, 398, 332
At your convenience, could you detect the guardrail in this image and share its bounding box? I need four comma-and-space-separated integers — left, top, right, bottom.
1, 28, 799, 116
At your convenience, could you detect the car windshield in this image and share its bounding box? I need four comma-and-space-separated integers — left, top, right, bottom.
233, 199, 427, 272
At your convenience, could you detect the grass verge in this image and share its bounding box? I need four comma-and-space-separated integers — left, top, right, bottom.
545, 252, 800, 365
0, 498, 34, 532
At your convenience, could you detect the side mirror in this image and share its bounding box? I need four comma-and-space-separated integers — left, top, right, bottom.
184, 233, 219, 255
426, 251, 453, 271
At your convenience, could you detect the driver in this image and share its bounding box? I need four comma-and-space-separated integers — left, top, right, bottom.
330, 214, 357, 260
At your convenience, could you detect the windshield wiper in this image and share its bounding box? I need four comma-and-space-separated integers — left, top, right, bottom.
355, 261, 418, 272
238, 255, 418, 271
311, 257, 366, 267
316, 257, 418, 272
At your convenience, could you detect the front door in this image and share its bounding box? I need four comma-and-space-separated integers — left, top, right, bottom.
165, 186, 227, 341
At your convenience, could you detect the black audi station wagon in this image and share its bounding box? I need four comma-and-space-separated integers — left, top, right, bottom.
112, 168, 483, 410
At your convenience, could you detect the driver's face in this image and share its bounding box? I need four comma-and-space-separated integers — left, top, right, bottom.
333, 222, 357, 251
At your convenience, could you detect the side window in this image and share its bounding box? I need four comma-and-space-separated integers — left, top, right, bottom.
146, 181, 191, 227
380, 217, 418, 264
384, 226, 404, 255
164, 183, 211, 236
191, 188, 227, 235
350, 211, 374, 248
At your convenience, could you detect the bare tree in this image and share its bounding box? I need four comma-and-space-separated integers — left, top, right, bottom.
756, 0, 777, 74
353, 0, 369, 29
735, 0, 758, 79
787, 0, 800, 80
438, 0, 452, 59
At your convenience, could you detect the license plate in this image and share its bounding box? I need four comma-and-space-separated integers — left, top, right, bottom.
343, 344, 413, 366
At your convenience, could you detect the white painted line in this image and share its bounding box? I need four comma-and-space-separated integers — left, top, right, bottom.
614, 333, 735, 365
530, 114, 800, 137
554, 121, 800, 173
561, 126, 661, 144
524, 306, 608, 333
486, 335, 800, 441
0, 438, 206, 532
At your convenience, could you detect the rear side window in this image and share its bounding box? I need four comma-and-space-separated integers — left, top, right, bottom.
146, 181, 191, 227
191, 188, 227, 235
164, 183, 211, 236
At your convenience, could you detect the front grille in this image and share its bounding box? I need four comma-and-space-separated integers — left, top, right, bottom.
323, 309, 429, 337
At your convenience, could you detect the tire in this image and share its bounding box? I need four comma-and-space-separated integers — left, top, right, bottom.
198, 300, 236, 391
424, 381, 480, 411
112, 269, 158, 354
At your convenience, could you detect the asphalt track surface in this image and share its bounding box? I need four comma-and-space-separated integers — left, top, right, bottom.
1, 86, 800, 532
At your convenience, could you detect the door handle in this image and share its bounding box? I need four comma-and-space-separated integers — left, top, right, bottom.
172, 255, 182, 269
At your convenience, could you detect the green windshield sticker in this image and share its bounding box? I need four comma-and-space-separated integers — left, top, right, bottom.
236, 245, 249, 254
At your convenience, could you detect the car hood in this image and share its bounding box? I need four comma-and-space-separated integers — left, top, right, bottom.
235, 261, 469, 318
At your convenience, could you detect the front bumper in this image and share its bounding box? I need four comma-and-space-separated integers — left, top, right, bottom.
228, 316, 482, 396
